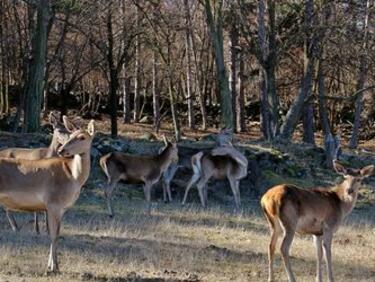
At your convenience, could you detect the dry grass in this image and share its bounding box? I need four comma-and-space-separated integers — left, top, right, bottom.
0, 185, 374, 282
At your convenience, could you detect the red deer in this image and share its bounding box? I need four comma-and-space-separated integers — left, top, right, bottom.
182, 144, 248, 209
261, 161, 374, 282
100, 136, 178, 216
0, 112, 72, 233
0, 119, 95, 272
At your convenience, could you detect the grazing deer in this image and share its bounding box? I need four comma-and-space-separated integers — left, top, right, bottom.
0, 112, 72, 234
0, 119, 95, 272
182, 144, 248, 209
260, 161, 374, 282
100, 136, 178, 216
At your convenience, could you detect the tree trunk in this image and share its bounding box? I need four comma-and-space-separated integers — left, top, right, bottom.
349, 0, 370, 149
236, 52, 245, 132
23, 0, 50, 132
122, 71, 131, 123
229, 14, 239, 132
204, 0, 233, 130
317, 60, 331, 137
106, 9, 118, 138
152, 50, 160, 129
184, 0, 194, 129
133, 7, 140, 123
279, 0, 315, 140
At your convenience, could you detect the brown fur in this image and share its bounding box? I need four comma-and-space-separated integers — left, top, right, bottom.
261, 162, 374, 282
0, 113, 71, 234
182, 147, 248, 209
0, 119, 95, 272
100, 141, 178, 216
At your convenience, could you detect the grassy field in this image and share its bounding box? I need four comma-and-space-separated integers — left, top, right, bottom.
0, 123, 374, 282
0, 178, 374, 282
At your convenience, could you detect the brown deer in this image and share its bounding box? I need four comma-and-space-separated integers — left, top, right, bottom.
181, 144, 248, 209
0, 119, 95, 272
100, 136, 178, 216
260, 161, 374, 282
0, 112, 72, 233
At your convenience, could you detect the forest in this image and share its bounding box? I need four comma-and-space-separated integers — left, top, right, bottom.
0, 1, 374, 282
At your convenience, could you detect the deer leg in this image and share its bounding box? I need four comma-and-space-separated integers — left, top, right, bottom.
47, 208, 63, 273
228, 178, 241, 210
6, 210, 18, 232
166, 181, 173, 203
162, 181, 167, 203
34, 212, 40, 235
104, 180, 118, 218
182, 172, 200, 205
268, 227, 280, 282
196, 177, 209, 208
279, 218, 297, 282
143, 183, 152, 214
313, 235, 323, 282
322, 232, 334, 282
45, 211, 50, 235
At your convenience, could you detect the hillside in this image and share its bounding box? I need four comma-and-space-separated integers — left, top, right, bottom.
0, 128, 374, 282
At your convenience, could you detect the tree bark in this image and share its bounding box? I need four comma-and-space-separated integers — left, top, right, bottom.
184, 0, 195, 129
23, 0, 50, 132
204, 0, 233, 130
229, 11, 239, 132
349, 0, 370, 149
106, 8, 118, 138
279, 0, 316, 140
152, 50, 160, 129
133, 6, 140, 123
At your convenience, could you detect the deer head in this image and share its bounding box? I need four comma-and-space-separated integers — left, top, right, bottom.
57, 119, 95, 158
333, 161, 374, 196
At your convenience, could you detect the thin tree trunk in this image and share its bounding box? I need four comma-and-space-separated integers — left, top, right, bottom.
317, 60, 331, 137
349, 0, 370, 149
152, 50, 160, 129
122, 70, 131, 123
133, 7, 140, 123
236, 54, 245, 132
279, 0, 316, 140
184, 0, 194, 129
257, 0, 271, 139
23, 0, 50, 132
204, 0, 233, 130
229, 13, 239, 132
106, 8, 118, 138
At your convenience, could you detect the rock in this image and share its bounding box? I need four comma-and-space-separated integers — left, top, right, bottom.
140, 131, 157, 141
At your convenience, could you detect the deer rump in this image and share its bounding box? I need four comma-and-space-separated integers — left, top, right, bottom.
194, 147, 248, 180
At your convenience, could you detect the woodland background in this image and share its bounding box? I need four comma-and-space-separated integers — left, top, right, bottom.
0, 0, 374, 148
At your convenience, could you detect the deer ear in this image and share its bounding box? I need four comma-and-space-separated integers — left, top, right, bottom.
87, 120, 95, 136
360, 165, 374, 178
163, 135, 168, 146
63, 116, 79, 133
49, 112, 59, 128
333, 161, 347, 176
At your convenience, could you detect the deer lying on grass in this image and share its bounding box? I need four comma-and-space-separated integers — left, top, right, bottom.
0, 119, 95, 272
182, 144, 248, 209
0, 112, 71, 234
100, 136, 178, 216
261, 161, 374, 282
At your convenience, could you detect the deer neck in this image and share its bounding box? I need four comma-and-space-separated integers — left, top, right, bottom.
157, 147, 173, 171
68, 152, 91, 186
46, 135, 60, 158
333, 181, 359, 216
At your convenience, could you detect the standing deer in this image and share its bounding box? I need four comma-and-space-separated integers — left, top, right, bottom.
261, 161, 374, 282
100, 136, 178, 216
0, 118, 95, 272
182, 144, 248, 209
0, 112, 72, 233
